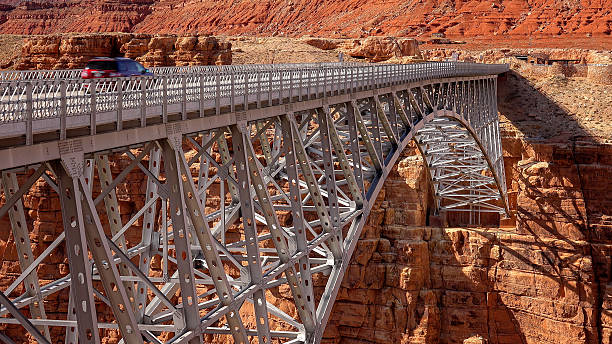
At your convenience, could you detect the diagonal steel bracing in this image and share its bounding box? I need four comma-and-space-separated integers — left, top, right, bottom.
0, 62, 509, 344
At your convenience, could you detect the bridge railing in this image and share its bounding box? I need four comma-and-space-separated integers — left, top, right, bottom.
0, 62, 508, 142
0, 62, 361, 81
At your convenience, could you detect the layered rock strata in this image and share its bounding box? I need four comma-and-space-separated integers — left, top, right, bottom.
0, 0, 610, 38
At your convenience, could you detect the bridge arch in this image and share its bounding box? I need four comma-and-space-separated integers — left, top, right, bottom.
0, 63, 509, 343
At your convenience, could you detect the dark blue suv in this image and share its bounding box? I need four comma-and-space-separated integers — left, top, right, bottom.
81, 57, 152, 79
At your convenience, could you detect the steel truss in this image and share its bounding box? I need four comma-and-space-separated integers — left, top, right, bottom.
0, 68, 508, 343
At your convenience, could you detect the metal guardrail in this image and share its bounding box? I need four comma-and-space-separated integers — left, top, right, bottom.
0, 62, 509, 143
0, 63, 359, 81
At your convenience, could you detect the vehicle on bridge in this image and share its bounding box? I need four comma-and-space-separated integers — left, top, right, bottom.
81, 57, 152, 79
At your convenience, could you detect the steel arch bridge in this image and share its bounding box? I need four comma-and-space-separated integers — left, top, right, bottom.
0, 62, 508, 344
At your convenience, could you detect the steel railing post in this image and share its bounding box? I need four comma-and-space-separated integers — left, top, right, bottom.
289, 69, 294, 102
230, 71, 235, 112
257, 71, 262, 108
90, 79, 97, 135
323, 68, 327, 99
25, 83, 33, 145
268, 70, 273, 105
140, 78, 146, 127
215, 72, 221, 116
116, 78, 123, 131
279, 69, 284, 105
163, 76, 168, 123
60, 81, 67, 139
244, 72, 249, 110
199, 72, 205, 117
181, 74, 187, 120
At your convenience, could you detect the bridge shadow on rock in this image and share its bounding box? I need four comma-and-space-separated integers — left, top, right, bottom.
493, 68, 611, 344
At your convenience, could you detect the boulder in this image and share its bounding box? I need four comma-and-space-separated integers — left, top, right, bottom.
344, 36, 423, 62
301, 37, 339, 50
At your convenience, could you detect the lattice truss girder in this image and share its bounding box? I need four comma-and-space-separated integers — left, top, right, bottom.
0, 76, 507, 344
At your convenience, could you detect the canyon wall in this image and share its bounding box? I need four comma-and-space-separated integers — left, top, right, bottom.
321, 65, 612, 343
0, 0, 610, 38
13, 33, 232, 70
322, 138, 612, 344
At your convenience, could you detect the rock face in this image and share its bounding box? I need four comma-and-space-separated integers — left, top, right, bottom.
14, 33, 231, 69
322, 138, 612, 344
320, 68, 612, 344
342, 36, 423, 62
0, 0, 153, 34
0, 0, 610, 38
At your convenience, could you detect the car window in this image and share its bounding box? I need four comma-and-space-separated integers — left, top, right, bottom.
124, 61, 137, 73
134, 62, 146, 73
86, 60, 117, 71
117, 61, 129, 73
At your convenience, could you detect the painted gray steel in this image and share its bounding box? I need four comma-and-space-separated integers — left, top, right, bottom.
0, 62, 509, 344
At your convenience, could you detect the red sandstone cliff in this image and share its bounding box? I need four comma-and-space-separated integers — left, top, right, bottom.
0, 0, 610, 37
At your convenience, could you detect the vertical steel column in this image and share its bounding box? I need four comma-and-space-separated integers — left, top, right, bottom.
172, 137, 250, 344
229, 125, 273, 344
256, 121, 273, 165
392, 92, 412, 130
159, 139, 203, 344
387, 94, 399, 139
241, 124, 316, 334
323, 110, 364, 208
289, 116, 342, 259
216, 131, 240, 203
280, 115, 316, 314
316, 107, 341, 233
95, 154, 135, 309
135, 146, 162, 320
78, 171, 143, 343
1, 172, 50, 340
345, 102, 365, 197
368, 98, 383, 160
351, 101, 382, 173
64, 290, 77, 344
373, 96, 398, 147
53, 160, 100, 344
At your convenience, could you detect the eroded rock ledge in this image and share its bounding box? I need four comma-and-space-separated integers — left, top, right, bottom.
13, 33, 232, 70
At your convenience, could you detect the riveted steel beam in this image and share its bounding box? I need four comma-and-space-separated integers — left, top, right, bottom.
1, 172, 50, 340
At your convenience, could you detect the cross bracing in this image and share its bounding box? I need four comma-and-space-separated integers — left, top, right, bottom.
0, 62, 508, 343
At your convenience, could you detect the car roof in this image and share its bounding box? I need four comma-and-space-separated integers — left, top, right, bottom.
90, 57, 115, 61
89, 57, 136, 62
